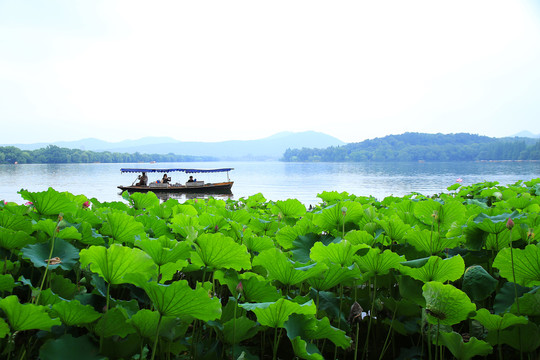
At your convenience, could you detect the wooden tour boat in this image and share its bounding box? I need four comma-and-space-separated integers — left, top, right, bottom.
118, 167, 234, 193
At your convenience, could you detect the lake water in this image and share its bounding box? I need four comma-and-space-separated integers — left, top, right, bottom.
1, 161, 539, 206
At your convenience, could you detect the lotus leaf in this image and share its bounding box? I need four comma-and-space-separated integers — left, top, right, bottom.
128, 309, 178, 340
462, 265, 498, 301
95, 307, 136, 338
285, 314, 351, 349
271, 199, 306, 218
0, 227, 35, 250
377, 215, 411, 243
21, 237, 80, 271
492, 244, 540, 287
276, 218, 319, 249
199, 212, 230, 232
510, 291, 540, 316
0, 211, 32, 233
51, 300, 101, 326
0, 318, 9, 338
400, 255, 464, 283
291, 232, 335, 263
422, 282, 476, 326
159, 259, 189, 283
191, 233, 251, 271
135, 215, 170, 238
135, 236, 191, 266
354, 248, 405, 278
19, 187, 79, 216
0, 295, 61, 331
405, 228, 461, 255
249, 217, 280, 235
130, 276, 222, 321
0, 273, 15, 292
222, 316, 260, 344
438, 331, 493, 360
310, 240, 368, 266
493, 281, 530, 314
312, 201, 364, 232
414, 199, 465, 232
239, 298, 316, 328
472, 211, 520, 234
244, 193, 266, 208
308, 263, 362, 291
473, 308, 528, 331
242, 234, 275, 253
39, 334, 105, 360
253, 248, 327, 286
99, 211, 146, 244
80, 244, 156, 285
497, 322, 540, 353
49, 273, 79, 299
344, 230, 376, 247
129, 191, 160, 210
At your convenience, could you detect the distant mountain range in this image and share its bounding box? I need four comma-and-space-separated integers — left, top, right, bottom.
3, 131, 345, 161
512, 131, 540, 138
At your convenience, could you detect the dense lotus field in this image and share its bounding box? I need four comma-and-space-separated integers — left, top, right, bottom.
1, 179, 540, 360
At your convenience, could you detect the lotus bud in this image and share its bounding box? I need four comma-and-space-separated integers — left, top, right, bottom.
83, 200, 90, 208
214, 225, 219, 232
236, 281, 243, 293
25, 201, 33, 206
456, 178, 463, 183
341, 207, 347, 216
431, 210, 439, 220
528, 228, 535, 240
506, 218, 514, 230
58, 213, 63, 222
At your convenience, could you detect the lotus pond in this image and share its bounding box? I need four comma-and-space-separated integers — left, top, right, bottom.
1, 179, 540, 360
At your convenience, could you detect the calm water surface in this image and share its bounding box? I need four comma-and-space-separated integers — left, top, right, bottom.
1, 161, 539, 205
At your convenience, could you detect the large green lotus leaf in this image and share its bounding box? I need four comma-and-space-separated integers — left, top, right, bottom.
510, 291, 540, 316
49, 273, 79, 300
493, 244, 540, 287
223, 208, 251, 225
253, 248, 327, 286
221, 316, 261, 344
239, 298, 316, 328
79, 244, 156, 285
21, 237, 80, 271
0, 318, 9, 338
414, 199, 466, 232
99, 211, 146, 244
136, 215, 170, 238
422, 282, 476, 326
290, 337, 323, 360
399, 255, 464, 283
95, 307, 136, 338
249, 218, 280, 235
129, 191, 160, 210
51, 300, 101, 326
172, 203, 199, 216
19, 187, 79, 216
291, 232, 336, 263
34, 219, 82, 241
438, 331, 492, 360
135, 236, 191, 266
472, 211, 520, 234
159, 259, 189, 283
242, 234, 275, 253
0, 227, 35, 250
484, 229, 518, 251
377, 215, 411, 242
128, 309, 178, 340
354, 248, 405, 278
473, 308, 528, 331
493, 281, 530, 314
0, 295, 61, 331
72, 221, 105, 246
129, 276, 222, 321
312, 201, 364, 232
497, 322, 540, 353
199, 213, 230, 232
285, 314, 351, 349
168, 215, 199, 242
271, 199, 306, 218
462, 265, 498, 301
0, 274, 15, 292
191, 233, 251, 271
308, 263, 362, 291
344, 230, 376, 247
405, 229, 461, 255
215, 271, 281, 302
310, 240, 368, 267
276, 218, 319, 250
244, 193, 266, 208
0, 211, 32, 233
39, 334, 105, 360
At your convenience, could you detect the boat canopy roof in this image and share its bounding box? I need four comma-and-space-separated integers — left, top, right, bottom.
120, 168, 234, 174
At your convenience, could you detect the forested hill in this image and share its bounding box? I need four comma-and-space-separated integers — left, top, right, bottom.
281, 132, 540, 162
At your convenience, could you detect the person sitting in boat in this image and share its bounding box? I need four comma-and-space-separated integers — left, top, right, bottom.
187, 175, 194, 182
162, 173, 171, 184
136, 172, 148, 186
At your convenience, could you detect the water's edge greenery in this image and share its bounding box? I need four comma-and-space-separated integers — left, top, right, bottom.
0, 145, 216, 164
282, 133, 540, 162
0, 178, 540, 359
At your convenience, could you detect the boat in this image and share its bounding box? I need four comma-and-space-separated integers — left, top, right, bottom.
118, 167, 234, 193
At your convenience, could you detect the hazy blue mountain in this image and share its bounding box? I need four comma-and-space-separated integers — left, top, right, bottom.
3, 131, 345, 160
512, 131, 540, 138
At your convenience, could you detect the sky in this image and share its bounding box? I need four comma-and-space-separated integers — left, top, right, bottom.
1, 0, 540, 145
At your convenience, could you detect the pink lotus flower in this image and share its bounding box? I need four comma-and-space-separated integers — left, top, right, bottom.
25, 201, 33, 206
506, 218, 514, 230
83, 201, 90, 208
236, 281, 243, 293
456, 178, 463, 183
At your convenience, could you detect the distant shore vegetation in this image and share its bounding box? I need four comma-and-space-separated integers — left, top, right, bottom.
282, 132, 540, 162
0, 145, 216, 164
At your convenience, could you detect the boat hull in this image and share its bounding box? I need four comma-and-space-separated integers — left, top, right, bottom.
118, 181, 234, 194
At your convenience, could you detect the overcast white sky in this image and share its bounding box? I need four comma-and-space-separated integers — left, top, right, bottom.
1, 0, 540, 144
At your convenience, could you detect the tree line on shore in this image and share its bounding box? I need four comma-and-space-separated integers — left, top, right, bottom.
0, 145, 215, 164
282, 132, 540, 162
